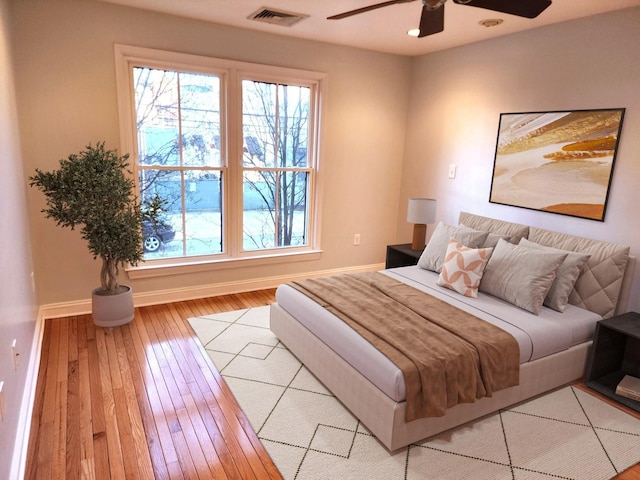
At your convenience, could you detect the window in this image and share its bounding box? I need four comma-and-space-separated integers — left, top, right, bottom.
115, 45, 324, 274
241, 79, 312, 251
134, 68, 223, 258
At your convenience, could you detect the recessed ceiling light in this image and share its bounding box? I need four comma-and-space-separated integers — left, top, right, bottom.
479, 18, 504, 27
407, 28, 420, 37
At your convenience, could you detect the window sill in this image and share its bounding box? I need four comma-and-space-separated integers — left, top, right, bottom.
126, 249, 323, 280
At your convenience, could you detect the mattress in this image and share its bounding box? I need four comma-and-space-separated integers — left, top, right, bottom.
275, 265, 601, 403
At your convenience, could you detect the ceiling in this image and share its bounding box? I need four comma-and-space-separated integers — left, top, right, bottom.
98, 0, 640, 56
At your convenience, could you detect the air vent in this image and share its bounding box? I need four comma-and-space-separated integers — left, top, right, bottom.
248, 7, 309, 27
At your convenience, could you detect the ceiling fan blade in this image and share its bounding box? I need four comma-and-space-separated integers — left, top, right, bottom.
418, 3, 445, 37
327, 0, 415, 20
452, 0, 552, 19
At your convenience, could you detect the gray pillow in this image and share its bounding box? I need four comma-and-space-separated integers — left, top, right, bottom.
519, 238, 590, 313
417, 222, 489, 273
479, 239, 568, 315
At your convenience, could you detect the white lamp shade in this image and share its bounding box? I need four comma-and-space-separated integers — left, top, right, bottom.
407, 198, 436, 224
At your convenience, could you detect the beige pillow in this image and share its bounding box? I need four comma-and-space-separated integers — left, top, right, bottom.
519, 238, 590, 312
479, 239, 568, 314
437, 239, 493, 298
418, 222, 489, 273
459, 223, 511, 248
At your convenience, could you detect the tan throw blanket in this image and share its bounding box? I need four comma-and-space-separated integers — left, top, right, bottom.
291, 272, 520, 422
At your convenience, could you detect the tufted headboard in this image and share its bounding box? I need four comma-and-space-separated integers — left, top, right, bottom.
458, 212, 634, 318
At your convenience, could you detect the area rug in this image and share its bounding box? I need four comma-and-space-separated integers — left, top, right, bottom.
189, 306, 640, 480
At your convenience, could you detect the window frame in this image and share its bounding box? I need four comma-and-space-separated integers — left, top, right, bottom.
114, 44, 325, 278
238, 73, 318, 254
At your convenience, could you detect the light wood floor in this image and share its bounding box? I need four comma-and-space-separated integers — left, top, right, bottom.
25, 289, 640, 479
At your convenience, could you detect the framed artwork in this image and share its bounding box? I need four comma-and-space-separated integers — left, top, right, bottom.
489, 108, 625, 221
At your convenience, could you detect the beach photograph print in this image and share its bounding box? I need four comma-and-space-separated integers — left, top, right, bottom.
489, 109, 625, 221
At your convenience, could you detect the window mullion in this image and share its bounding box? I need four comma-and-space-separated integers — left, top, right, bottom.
274, 171, 280, 247
227, 69, 241, 256
176, 74, 187, 256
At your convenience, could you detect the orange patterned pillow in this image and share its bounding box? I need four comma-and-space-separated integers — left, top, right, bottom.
437, 238, 493, 298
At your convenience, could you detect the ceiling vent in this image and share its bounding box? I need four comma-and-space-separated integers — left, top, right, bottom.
248, 7, 309, 27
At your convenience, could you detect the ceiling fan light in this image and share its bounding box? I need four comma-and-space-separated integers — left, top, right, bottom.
479, 18, 503, 27
423, 0, 446, 11
407, 28, 421, 37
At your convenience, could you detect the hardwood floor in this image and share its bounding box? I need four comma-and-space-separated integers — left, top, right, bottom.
26, 289, 282, 480
25, 288, 640, 479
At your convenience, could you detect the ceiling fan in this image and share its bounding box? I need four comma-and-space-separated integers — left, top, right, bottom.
327, 0, 552, 38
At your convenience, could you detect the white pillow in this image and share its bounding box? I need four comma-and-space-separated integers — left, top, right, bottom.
418, 222, 489, 273
479, 239, 568, 314
437, 239, 493, 298
519, 238, 590, 312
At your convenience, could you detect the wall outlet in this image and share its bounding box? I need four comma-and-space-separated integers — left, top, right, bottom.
353, 233, 361, 246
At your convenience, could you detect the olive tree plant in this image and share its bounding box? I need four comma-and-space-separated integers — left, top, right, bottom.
29, 142, 165, 294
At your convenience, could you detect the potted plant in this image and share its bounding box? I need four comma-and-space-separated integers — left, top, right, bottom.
30, 142, 166, 327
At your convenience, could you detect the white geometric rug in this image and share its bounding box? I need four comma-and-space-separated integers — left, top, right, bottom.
189, 306, 640, 480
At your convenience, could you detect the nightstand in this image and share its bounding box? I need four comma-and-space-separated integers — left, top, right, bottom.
385, 243, 423, 269
585, 312, 640, 412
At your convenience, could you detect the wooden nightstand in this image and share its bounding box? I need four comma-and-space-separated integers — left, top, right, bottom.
385, 243, 423, 269
585, 312, 640, 412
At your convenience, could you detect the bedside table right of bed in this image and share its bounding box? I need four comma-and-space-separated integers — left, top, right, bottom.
585, 311, 640, 412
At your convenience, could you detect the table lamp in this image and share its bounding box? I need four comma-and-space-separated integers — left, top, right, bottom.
407, 198, 436, 250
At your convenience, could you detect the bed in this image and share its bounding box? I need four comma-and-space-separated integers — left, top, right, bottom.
269, 212, 635, 451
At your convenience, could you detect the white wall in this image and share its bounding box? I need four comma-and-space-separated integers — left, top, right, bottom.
400, 7, 640, 312
11, 0, 411, 306
0, 0, 39, 478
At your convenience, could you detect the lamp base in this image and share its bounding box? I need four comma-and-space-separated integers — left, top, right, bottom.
411, 224, 427, 251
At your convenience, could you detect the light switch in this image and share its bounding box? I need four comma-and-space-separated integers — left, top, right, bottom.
448, 164, 457, 179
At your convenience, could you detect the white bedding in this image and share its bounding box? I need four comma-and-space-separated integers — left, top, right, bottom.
275, 265, 601, 403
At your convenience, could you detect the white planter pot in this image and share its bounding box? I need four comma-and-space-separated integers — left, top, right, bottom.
91, 285, 134, 327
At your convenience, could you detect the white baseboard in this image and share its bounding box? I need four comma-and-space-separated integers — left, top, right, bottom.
39, 263, 385, 319
10, 312, 45, 480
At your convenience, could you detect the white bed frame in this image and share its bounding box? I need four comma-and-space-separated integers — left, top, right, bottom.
270, 214, 636, 451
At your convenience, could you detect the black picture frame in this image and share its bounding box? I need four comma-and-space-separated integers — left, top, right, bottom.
489, 108, 625, 221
